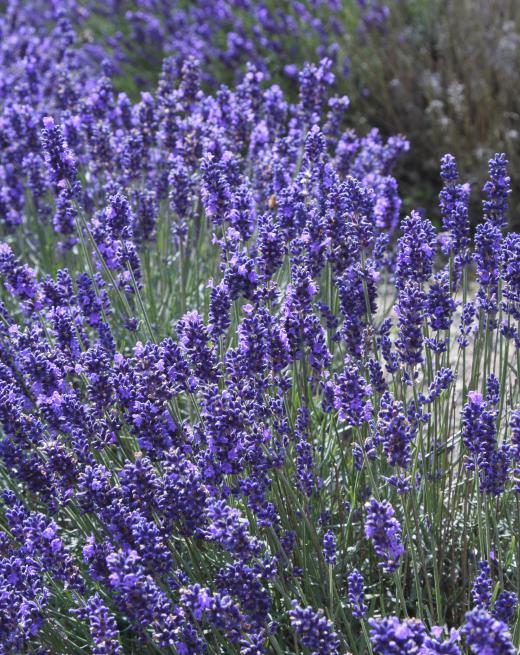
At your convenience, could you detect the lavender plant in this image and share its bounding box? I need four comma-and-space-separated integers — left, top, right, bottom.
0, 3, 519, 655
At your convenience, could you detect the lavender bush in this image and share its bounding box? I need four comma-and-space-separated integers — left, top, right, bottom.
0, 2, 519, 655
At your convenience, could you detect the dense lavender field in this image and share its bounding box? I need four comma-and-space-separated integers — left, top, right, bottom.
1, 2, 520, 654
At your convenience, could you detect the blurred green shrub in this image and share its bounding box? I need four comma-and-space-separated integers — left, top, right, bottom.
345, 0, 520, 227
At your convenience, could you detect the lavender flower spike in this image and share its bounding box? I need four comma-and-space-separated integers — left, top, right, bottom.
364, 498, 405, 572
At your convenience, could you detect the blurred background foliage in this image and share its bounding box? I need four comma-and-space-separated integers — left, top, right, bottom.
346, 0, 520, 228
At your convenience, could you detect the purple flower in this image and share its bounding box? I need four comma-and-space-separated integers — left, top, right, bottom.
510, 409, 520, 491
258, 212, 287, 278
485, 374, 500, 407
348, 569, 367, 619
474, 222, 502, 319
372, 175, 401, 233
493, 592, 517, 625
482, 153, 510, 231
223, 247, 259, 301
369, 616, 426, 654
337, 264, 378, 357
439, 154, 471, 274
426, 368, 454, 403
323, 530, 337, 565
289, 601, 340, 655
227, 183, 256, 241
376, 391, 416, 468
298, 58, 335, 120
462, 608, 515, 655
479, 445, 510, 497
334, 176, 376, 258
106, 549, 201, 651
461, 392, 508, 494
75, 594, 121, 655
421, 629, 461, 655
458, 301, 476, 348
304, 125, 326, 166
105, 192, 134, 240
5, 501, 82, 589
425, 272, 456, 349
240, 631, 267, 654
40, 116, 77, 189
396, 211, 436, 288
334, 358, 372, 426
200, 153, 232, 225
367, 358, 388, 394
181, 584, 246, 643
395, 282, 425, 368
0, 243, 41, 307
168, 155, 194, 221
295, 406, 316, 497
177, 311, 218, 383
501, 233, 520, 322
472, 561, 493, 610
53, 186, 77, 238
205, 500, 260, 561
216, 559, 272, 628
364, 498, 404, 572
158, 448, 208, 536
0, 551, 49, 652
208, 282, 231, 338
76, 272, 109, 328
380, 318, 399, 373
236, 305, 271, 378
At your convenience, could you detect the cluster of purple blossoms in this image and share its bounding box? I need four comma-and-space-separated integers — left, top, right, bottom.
501, 232, 520, 345
462, 391, 509, 495
334, 357, 372, 426
323, 529, 337, 565
376, 391, 416, 468
462, 609, 516, 655
511, 409, 520, 491
395, 282, 425, 369
474, 222, 502, 320
471, 560, 493, 609
493, 592, 518, 625
205, 500, 261, 561
289, 601, 341, 655
439, 153, 471, 270
370, 616, 463, 655
364, 498, 404, 572
482, 153, 511, 231
0, 549, 49, 653
396, 211, 437, 289
348, 568, 367, 619
471, 560, 518, 626
74, 594, 122, 655
369, 616, 426, 654
457, 301, 477, 348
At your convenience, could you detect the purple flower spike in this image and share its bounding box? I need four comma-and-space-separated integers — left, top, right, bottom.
364, 498, 404, 572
